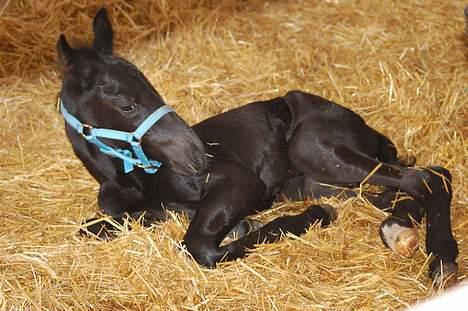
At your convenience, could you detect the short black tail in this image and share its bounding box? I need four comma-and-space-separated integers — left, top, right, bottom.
376, 131, 398, 163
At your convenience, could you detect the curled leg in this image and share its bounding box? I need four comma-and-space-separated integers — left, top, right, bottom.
80, 181, 167, 239
223, 204, 336, 260
182, 163, 337, 267
378, 195, 425, 258
182, 164, 268, 267
288, 145, 458, 284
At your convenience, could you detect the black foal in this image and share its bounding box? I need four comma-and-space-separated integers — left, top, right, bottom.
57, 8, 458, 286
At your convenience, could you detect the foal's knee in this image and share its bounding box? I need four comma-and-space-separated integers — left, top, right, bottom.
182, 237, 224, 268
400, 166, 452, 202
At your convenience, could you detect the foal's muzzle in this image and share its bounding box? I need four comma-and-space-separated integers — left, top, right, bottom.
143, 124, 206, 176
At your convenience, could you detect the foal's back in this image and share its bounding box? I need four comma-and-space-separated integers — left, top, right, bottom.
192, 90, 385, 188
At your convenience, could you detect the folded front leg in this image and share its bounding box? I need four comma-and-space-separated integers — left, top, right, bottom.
80, 181, 167, 239
182, 163, 268, 267
182, 162, 338, 267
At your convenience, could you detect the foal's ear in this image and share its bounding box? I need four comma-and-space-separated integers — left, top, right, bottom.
57, 34, 75, 68
93, 8, 113, 54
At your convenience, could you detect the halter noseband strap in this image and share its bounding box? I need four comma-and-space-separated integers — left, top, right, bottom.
60, 98, 174, 174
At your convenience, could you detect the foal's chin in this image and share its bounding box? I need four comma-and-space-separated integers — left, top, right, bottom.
169, 141, 207, 176
166, 155, 207, 176
143, 139, 207, 177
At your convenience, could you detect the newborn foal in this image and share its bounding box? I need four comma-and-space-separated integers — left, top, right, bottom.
57, 8, 458, 286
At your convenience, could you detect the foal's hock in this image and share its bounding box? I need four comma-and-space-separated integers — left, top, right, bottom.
57, 8, 458, 286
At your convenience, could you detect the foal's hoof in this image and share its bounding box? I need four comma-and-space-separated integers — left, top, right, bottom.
320, 204, 338, 222
79, 218, 119, 240
227, 219, 263, 239
430, 262, 458, 288
398, 154, 417, 166
304, 204, 338, 227
380, 222, 419, 258
394, 229, 419, 258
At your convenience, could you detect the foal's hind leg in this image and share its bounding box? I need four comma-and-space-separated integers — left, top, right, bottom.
288, 145, 458, 284
280, 176, 424, 258
280, 174, 401, 210
279, 175, 357, 201
378, 194, 425, 258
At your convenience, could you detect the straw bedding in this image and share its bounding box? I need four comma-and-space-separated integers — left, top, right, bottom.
0, 0, 466, 309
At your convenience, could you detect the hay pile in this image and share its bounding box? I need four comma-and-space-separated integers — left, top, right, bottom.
0, 0, 466, 309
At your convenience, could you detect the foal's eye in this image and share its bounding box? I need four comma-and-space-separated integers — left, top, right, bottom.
121, 104, 136, 112
120, 97, 137, 113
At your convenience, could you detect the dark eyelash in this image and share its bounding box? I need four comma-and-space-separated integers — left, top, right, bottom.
122, 104, 136, 112
114, 96, 137, 112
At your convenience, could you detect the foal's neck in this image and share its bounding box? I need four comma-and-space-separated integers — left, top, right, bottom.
147, 168, 206, 203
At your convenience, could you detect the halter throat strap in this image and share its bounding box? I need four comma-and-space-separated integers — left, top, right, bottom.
60, 98, 174, 174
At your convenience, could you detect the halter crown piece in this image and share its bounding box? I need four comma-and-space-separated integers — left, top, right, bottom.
60, 98, 174, 174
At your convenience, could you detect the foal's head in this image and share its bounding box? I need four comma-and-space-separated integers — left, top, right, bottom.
57, 8, 206, 176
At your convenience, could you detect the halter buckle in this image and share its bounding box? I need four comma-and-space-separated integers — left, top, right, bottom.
81, 124, 93, 139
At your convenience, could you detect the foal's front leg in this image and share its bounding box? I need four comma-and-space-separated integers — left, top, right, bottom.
291, 145, 458, 285
183, 163, 336, 267
81, 181, 166, 239
182, 164, 268, 267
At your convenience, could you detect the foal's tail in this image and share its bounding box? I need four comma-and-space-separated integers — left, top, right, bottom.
376, 131, 416, 166
375, 131, 397, 163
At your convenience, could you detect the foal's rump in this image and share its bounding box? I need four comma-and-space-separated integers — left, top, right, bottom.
284, 91, 382, 156
282, 91, 399, 175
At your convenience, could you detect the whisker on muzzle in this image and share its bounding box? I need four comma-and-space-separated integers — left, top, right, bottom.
188, 163, 198, 174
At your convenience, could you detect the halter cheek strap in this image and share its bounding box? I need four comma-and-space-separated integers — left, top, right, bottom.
60, 98, 174, 174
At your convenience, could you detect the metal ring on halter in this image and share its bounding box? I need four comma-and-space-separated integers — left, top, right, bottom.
80, 124, 94, 139
135, 163, 149, 169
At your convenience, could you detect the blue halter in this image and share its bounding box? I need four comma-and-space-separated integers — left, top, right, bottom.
60, 98, 174, 174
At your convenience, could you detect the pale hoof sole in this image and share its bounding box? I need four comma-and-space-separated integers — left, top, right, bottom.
394, 229, 419, 258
